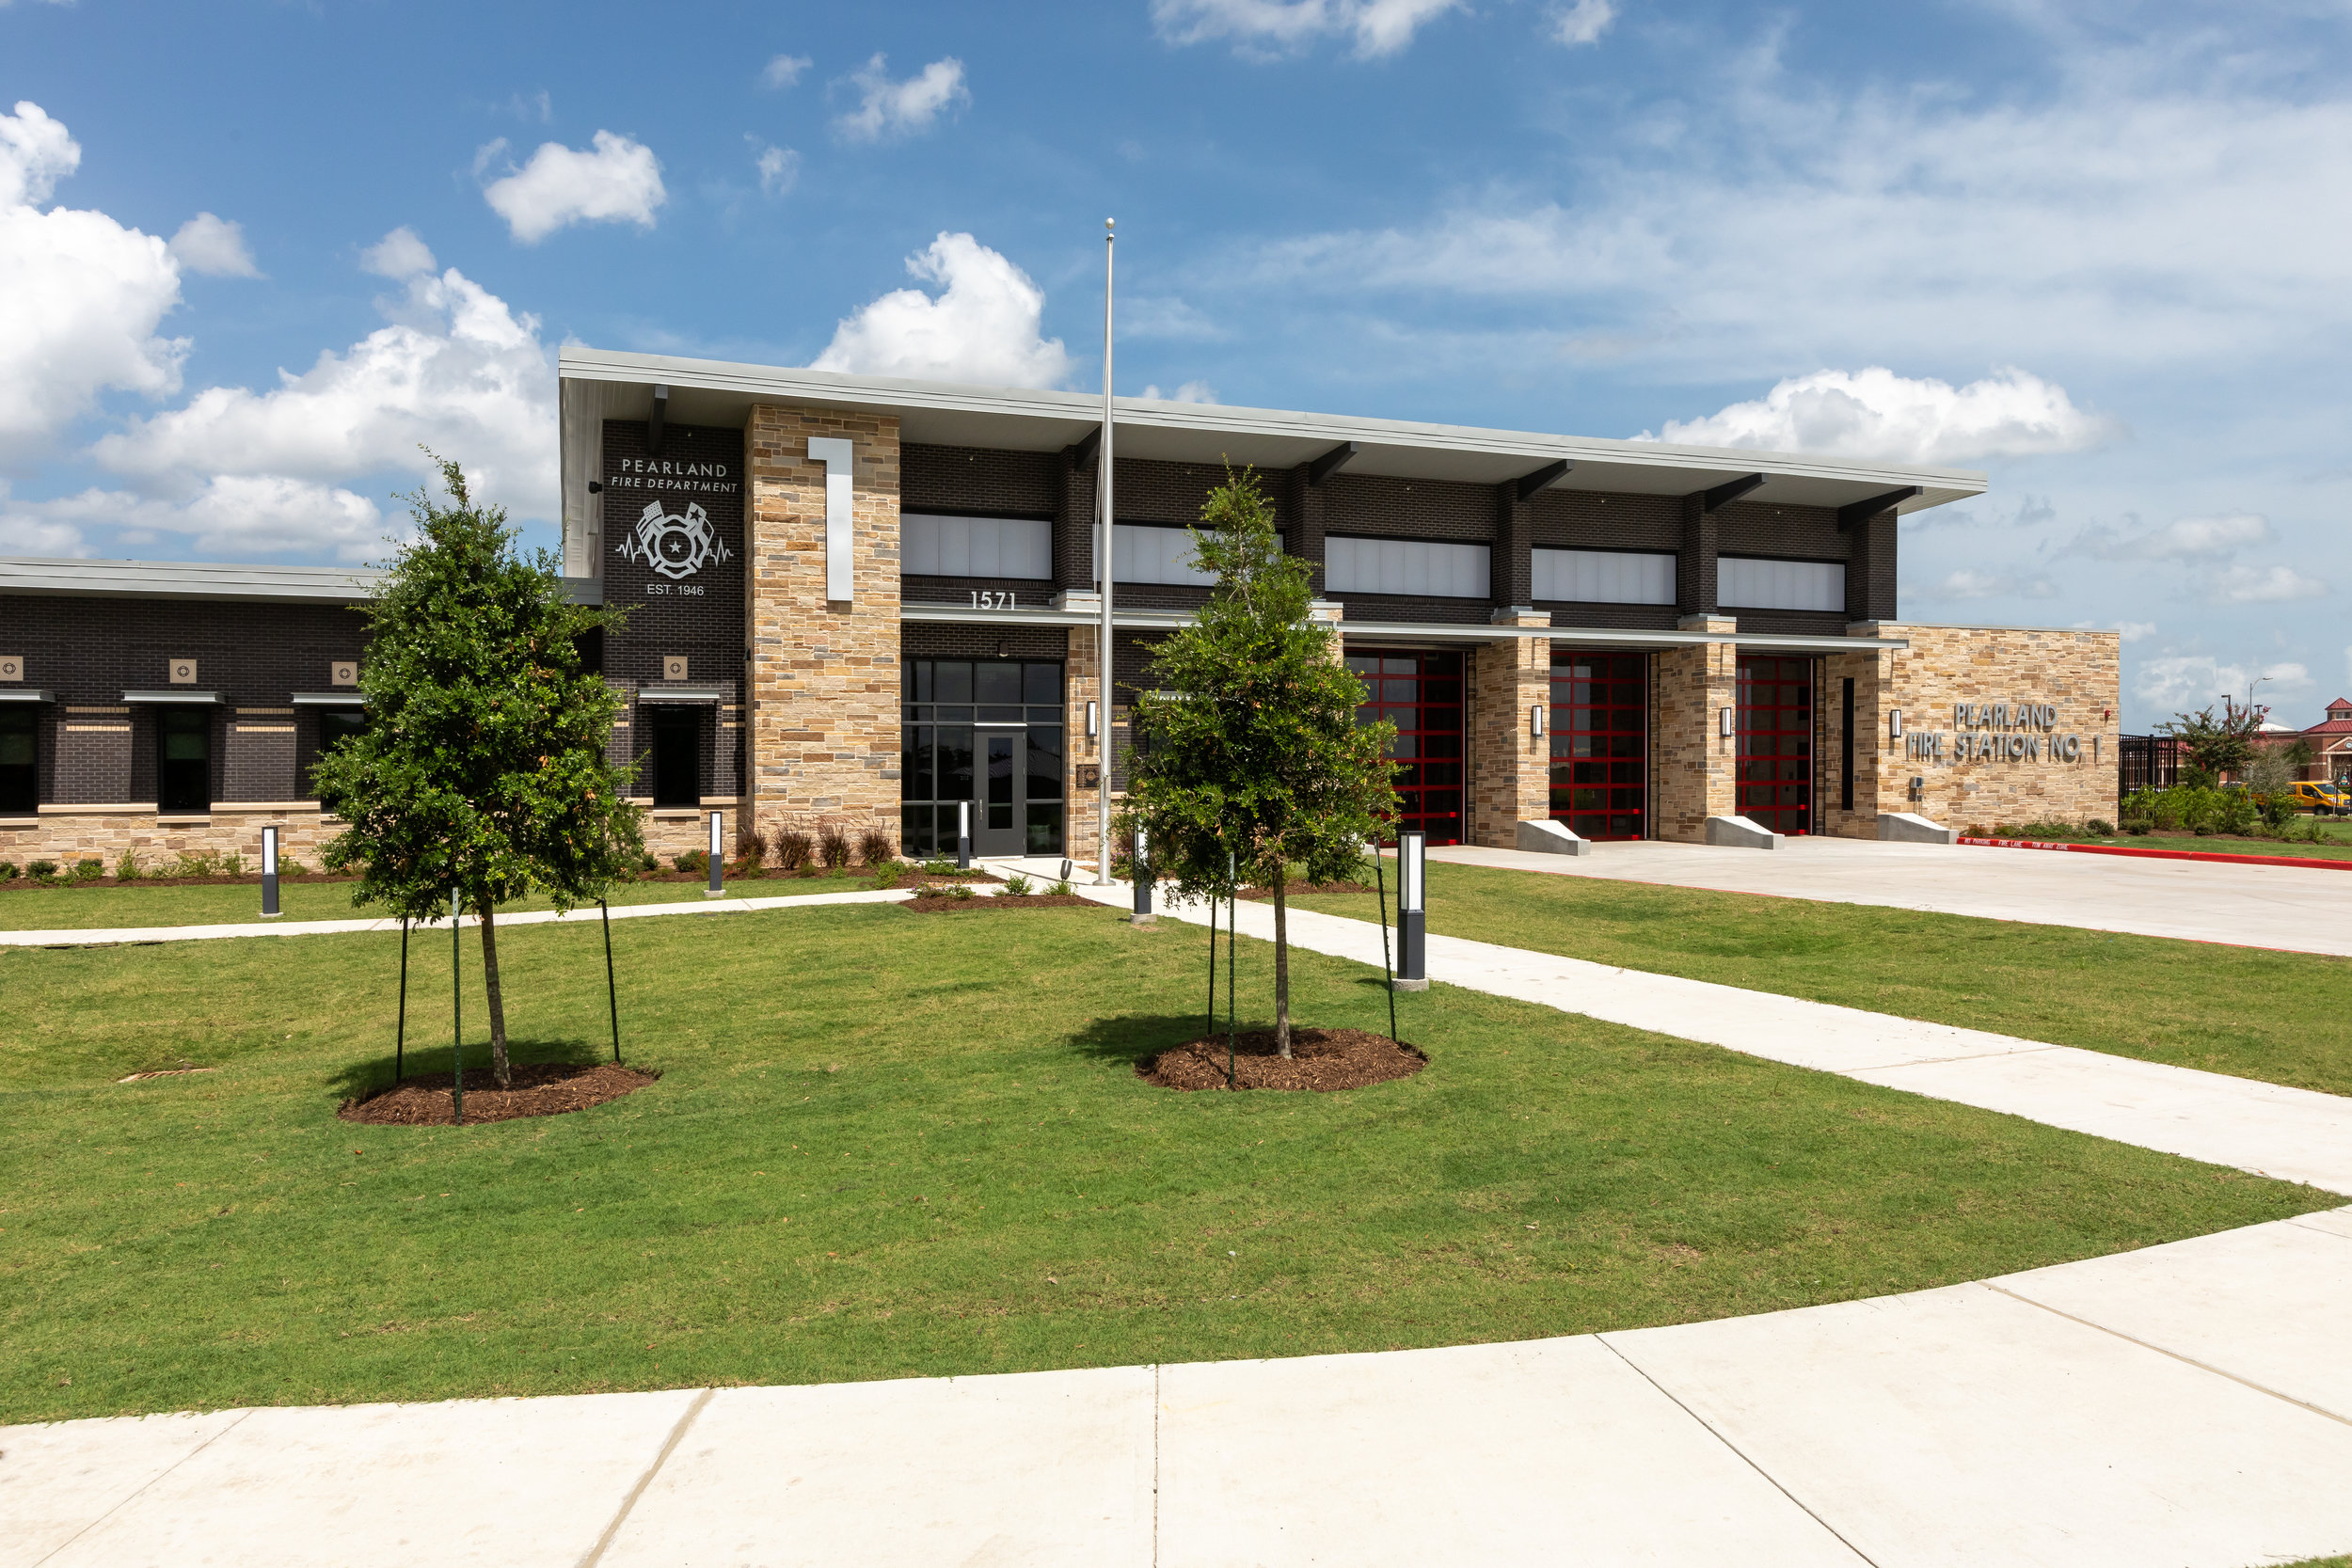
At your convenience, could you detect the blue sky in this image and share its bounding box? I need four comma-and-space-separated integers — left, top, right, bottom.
5, 0, 2348, 727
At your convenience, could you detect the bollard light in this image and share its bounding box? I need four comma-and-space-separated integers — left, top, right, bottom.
957, 799, 972, 870
260, 825, 280, 918
1131, 824, 1153, 924
707, 810, 724, 897
1394, 830, 1428, 991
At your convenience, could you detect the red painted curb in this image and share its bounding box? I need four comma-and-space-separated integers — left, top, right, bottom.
1957, 836, 2352, 871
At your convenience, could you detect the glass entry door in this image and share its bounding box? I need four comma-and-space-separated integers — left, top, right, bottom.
974, 727, 1026, 856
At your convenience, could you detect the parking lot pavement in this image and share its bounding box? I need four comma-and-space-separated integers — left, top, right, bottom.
1430, 837, 2352, 957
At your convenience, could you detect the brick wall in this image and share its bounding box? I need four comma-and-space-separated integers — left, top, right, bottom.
744, 403, 903, 842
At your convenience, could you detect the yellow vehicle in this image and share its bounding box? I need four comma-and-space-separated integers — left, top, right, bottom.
2288, 781, 2347, 815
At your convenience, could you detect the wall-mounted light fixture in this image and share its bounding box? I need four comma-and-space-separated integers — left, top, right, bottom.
1530, 704, 1545, 738
1086, 700, 1099, 739
1889, 708, 1903, 739
1719, 706, 1735, 737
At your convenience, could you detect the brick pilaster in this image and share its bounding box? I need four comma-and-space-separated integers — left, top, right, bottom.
1469, 611, 1550, 847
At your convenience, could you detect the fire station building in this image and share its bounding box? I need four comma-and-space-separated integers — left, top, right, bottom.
0, 349, 2122, 867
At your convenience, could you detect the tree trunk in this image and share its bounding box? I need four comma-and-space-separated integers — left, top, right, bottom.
478, 901, 512, 1088
1272, 865, 1291, 1057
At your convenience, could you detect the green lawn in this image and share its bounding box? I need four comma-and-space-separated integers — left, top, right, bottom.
2100, 831, 2352, 863
0, 901, 2330, 1424
1292, 862, 2352, 1097
0, 866, 897, 931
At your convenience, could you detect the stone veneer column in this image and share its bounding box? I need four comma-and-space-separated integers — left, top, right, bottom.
1822, 640, 1890, 839
744, 404, 902, 844
1651, 615, 1738, 842
1062, 616, 1103, 863
1469, 611, 1550, 846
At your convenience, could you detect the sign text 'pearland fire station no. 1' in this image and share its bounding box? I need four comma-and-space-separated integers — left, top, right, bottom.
1905, 701, 2090, 765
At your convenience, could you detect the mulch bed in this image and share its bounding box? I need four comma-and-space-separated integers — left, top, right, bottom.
339, 1062, 659, 1126
898, 893, 1100, 913
1, 873, 358, 891
1138, 1027, 1427, 1092
1236, 880, 1380, 900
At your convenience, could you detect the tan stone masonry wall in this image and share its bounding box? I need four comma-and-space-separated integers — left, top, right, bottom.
744, 404, 903, 847
1651, 619, 1738, 841
0, 808, 347, 871
1838, 623, 2121, 833
1470, 616, 1550, 847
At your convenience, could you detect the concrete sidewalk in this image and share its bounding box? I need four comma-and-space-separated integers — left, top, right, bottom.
1029, 865, 2352, 1196
0, 886, 924, 948
1431, 835, 2352, 958
8, 1208, 2350, 1566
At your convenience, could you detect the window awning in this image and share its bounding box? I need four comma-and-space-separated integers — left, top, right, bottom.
291, 691, 368, 706
638, 685, 725, 705
0, 688, 53, 703
122, 689, 222, 705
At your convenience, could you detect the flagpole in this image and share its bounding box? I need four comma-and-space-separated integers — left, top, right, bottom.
1096, 216, 1117, 886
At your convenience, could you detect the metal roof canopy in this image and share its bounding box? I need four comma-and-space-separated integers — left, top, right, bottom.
0, 558, 381, 603
0, 688, 55, 702
122, 689, 223, 705
898, 602, 1906, 654
290, 691, 369, 705
558, 349, 1987, 543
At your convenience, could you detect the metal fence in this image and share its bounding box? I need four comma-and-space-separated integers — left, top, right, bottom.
2117, 734, 2183, 792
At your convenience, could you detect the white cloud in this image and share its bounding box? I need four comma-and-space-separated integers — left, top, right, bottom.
2064, 512, 2273, 563
1152, 0, 1461, 58
2119, 620, 2156, 643
359, 226, 436, 279
835, 55, 969, 142
1242, 56, 2352, 376
752, 141, 801, 198
2135, 655, 2312, 714
481, 131, 665, 244
1123, 296, 1226, 340
1648, 366, 2118, 465
91, 252, 555, 520
0, 101, 187, 465
0, 475, 388, 562
1550, 0, 1615, 46
1141, 381, 1220, 404
2213, 564, 2328, 603
1905, 567, 2058, 602
811, 232, 1073, 389
762, 53, 812, 89
167, 213, 261, 278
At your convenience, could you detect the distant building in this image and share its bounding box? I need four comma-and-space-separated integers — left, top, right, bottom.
2307, 698, 2352, 783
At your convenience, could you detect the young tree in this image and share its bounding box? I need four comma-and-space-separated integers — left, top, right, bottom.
315, 457, 642, 1088
1125, 467, 1399, 1056
2160, 690, 2269, 783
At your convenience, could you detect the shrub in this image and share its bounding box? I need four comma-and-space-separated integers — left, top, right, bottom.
1003, 872, 1032, 896
857, 828, 895, 866
0, 861, 17, 881
2084, 819, 2115, 837
920, 856, 956, 876
1048, 878, 1073, 897
673, 848, 707, 875
115, 849, 144, 881
866, 860, 902, 890
818, 823, 852, 870
221, 851, 245, 877
946, 881, 976, 901
736, 828, 765, 867
72, 858, 103, 883
28, 859, 59, 884
768, 826, 813, 872
638, 851, 660, 873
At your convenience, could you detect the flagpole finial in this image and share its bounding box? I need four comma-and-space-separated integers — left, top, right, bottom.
1106, 217, 1115, 231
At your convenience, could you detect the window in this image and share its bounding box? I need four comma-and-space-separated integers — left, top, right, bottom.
903, 514, 1052, 579
1549, 653, 1645, 840
1090, 523, 1219, 586
0, 706, 34, 815
1720, 557, 1846, 612
901, 659, 1064, 855
1327, 537, 1489, 599
158, 707, 211, 815
309, 707, 366, 799
1533, 549, 1676, 606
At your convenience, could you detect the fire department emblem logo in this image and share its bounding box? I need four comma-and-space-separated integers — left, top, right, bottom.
616, 500, 732, 580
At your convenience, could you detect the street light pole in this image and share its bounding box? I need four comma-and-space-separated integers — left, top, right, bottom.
1096, 216, 1117, 886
